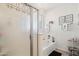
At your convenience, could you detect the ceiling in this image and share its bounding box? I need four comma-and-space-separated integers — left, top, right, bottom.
29, 3, 60, 12
29, 3, 78, 13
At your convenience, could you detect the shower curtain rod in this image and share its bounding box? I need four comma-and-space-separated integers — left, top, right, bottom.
24, 3, 39, 11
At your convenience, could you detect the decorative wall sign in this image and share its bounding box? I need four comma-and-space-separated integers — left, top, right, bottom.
59, 14, 73, 31
61, 23, 67, 31
65, 14, 73, 24
59, 16, 65, 25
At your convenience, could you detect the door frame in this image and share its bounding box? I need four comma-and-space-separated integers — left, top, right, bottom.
24, 3, 39, 56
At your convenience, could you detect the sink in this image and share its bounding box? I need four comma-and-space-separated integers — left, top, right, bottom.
43, 42, 56, 56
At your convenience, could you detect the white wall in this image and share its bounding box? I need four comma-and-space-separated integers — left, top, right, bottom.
44, 4, 79, 52
38, 9, 56, 56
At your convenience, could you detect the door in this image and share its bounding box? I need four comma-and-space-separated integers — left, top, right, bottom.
0, 4, 31, 56
0, 3, 38, 56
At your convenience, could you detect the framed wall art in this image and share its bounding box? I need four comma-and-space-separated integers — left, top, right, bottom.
59, 14, 73, 31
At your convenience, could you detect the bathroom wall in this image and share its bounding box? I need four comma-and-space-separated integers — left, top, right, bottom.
44, 3, 79, 52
